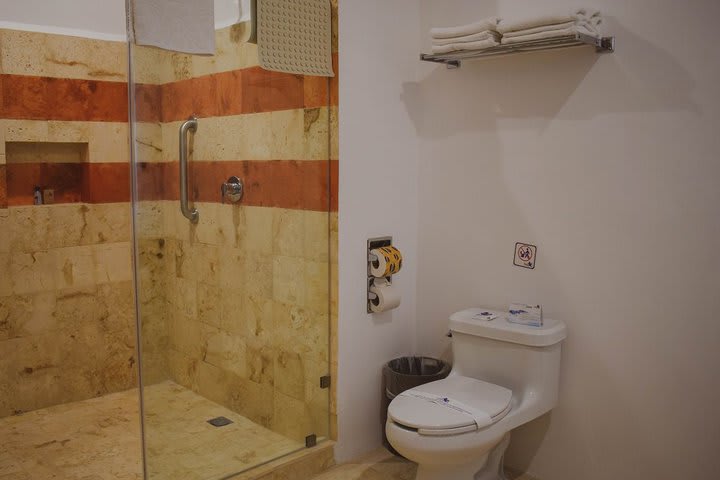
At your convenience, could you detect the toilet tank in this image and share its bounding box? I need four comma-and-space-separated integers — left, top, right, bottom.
448, 308, 567, 415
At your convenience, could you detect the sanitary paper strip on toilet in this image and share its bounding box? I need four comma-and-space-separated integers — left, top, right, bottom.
400, 391, 493, 429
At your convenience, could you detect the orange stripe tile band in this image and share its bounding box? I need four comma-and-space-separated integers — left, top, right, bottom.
2, 57, 337, 122
1, 58, 339, 210
5, 160, 337, 211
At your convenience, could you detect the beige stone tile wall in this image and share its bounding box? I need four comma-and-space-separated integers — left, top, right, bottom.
0, 31, 138, 417
148, 145, 334, 442
159, 108, 332, 162
1, 120, 129, 164
137, 201, 331, 442
0, 203, 136, 417
0, 29, 127, 81
132, 24, 259, 84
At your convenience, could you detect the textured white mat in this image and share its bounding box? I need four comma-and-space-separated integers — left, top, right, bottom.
257, 0, 334, 77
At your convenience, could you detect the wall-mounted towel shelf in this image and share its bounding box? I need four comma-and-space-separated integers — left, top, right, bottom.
420, 32, 615, 69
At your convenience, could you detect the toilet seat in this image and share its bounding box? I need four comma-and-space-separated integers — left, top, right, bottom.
388, 375, 512, 436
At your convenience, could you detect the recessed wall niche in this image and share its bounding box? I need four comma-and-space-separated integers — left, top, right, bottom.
5, 141, 90, 205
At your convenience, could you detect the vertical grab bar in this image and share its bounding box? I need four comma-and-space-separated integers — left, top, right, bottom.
179, 116, 199, 223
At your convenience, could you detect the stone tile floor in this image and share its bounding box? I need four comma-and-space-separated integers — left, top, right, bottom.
0, 387, 142, 480
0, 381, 303, 480
143, 382, 303, 479
0, 381, 536, 480
310, 449, 537, 480
311, 450, 416, 480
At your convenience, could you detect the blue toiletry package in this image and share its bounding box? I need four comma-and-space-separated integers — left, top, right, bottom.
507, 303, 543, 327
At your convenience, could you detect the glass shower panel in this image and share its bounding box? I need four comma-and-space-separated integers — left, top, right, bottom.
0, 23, 141, 479
128, 21, 332, 480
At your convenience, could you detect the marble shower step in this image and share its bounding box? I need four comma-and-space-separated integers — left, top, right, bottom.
229, 441, 335, 480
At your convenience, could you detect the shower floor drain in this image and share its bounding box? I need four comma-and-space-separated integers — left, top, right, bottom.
207, 416, 233, 427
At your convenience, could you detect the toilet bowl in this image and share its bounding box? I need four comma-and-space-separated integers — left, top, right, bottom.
386, 375, 512, 480
385, 308, 567, 480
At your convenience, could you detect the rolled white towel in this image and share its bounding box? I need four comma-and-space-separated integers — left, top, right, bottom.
579, 9, 602, 29
430, 17, 500, 39
431, 38, 500, 55
498, 9, 600, 34
500, 23, 597, 45
577, 8, 601, 22
588, 14, 602, 28
501, 20, 597, 39
432, 31, 500, 46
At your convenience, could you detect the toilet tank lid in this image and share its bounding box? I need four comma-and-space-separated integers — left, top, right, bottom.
449, 308, 567, 347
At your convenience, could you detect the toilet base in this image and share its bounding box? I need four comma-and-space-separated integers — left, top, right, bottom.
475, 433, 510, 480
415, 433, 510, 480
416, 456, 488, 480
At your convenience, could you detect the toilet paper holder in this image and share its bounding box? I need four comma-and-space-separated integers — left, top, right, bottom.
367, 236, 393, 313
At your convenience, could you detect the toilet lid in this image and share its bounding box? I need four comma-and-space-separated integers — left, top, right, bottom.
388, 376, 512, 433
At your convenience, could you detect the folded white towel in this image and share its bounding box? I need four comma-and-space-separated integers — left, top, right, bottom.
132, 0, 215, 55
432, 31, 500, 46
431, 37, 500, 55
430, 17, 500, 39
502, 20, 597, 39
500, 24, 597, 45
502, 20, 574, 38
498, 9, 600, 34
578, 8, 602, 23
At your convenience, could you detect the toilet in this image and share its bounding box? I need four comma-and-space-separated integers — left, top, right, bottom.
386, 308, 567, 480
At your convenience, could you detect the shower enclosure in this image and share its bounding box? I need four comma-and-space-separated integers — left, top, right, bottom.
0, 2, 336, 479
129, 13, 335, 480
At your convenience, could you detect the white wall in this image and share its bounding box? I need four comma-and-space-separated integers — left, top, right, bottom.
0, 0, 245, 40
0, 0, 127, 40
414, 0, 720, 479
336, 0, 421, 462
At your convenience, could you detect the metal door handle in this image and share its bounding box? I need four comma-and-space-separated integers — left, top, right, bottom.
179, 116, 199, 223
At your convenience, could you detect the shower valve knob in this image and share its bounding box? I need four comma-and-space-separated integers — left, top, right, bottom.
221, 176, 244, 203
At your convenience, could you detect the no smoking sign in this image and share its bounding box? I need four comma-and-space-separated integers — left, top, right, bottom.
514, 242, 537, 269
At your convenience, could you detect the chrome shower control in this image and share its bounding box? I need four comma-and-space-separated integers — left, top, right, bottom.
221, 176, 244, 203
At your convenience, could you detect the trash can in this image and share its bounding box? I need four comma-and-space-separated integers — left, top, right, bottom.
382, 356, 451, 455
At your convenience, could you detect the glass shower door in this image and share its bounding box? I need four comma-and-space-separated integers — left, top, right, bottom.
128, 20, 333, 480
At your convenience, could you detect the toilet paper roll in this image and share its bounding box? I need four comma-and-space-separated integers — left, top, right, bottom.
369, 246, 403, 277
369, 278, 401, 313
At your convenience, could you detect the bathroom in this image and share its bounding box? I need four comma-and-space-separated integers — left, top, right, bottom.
1, 0, 719, 479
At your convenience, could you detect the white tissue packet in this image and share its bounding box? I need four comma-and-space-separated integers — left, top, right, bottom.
507, 303, 543, 327
472, 311, 498, 321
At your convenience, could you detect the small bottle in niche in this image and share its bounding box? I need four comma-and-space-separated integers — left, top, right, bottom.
33, 186, 43, 205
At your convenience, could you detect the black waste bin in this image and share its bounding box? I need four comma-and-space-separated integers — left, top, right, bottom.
381, 356, 451, 455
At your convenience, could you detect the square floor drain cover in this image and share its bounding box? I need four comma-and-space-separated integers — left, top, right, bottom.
207, 416, 233, 427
